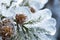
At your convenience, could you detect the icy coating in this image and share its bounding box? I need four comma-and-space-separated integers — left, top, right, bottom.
0, 0, 56, 40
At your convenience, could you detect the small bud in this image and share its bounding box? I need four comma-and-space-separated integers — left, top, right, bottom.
30, 7, 35, 13
15, 14, 27, 24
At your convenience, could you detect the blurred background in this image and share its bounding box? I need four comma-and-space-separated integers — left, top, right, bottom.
44, 0, 60, 40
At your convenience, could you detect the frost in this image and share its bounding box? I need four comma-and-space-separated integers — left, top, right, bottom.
0, 0, 56, 40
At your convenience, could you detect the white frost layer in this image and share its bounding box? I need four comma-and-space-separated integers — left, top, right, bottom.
0, 0, 56, 40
